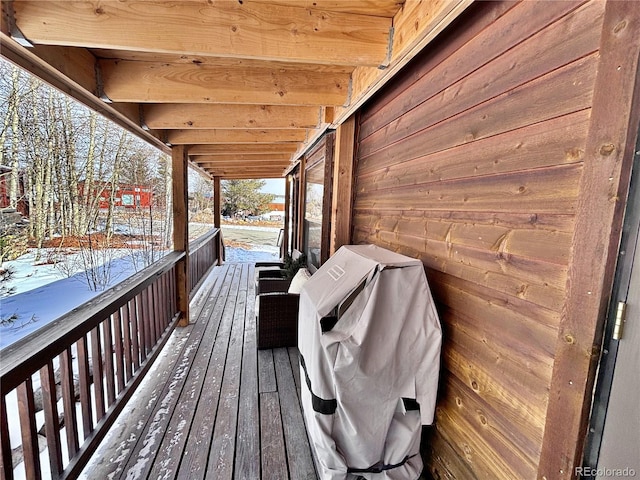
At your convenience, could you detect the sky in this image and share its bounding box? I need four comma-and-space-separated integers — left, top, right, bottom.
261, 178, 285, 195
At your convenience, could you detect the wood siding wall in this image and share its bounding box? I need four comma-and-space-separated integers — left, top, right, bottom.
352, 2, 607, 479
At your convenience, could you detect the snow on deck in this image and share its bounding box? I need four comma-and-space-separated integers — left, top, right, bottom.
78, 262, 317, 480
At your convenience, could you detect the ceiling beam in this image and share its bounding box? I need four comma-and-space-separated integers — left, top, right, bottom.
204, 167, 288, 177
243, 0, 404, 17
196, 163, 291, 172
167, 129, 308, 145
208, 174, 286, 180
193, 154, 291, 163
189, 144, 299, 155
142, 104, 322, 130
99, 59, 351, 105
13, 0, 391, 66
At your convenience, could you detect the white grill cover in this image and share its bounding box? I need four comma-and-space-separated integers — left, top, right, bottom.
298, 245, 442, 480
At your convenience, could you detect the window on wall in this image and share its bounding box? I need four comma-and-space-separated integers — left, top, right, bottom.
304, 157, 326, 269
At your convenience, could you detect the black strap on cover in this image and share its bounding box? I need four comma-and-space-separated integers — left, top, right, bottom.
347, 454, 417, 474
300, 355, 337, 414
402, 398, 420, 411
320, 315, 338, 333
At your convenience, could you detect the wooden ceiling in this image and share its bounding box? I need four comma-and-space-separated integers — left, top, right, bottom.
1, 0, 472, 179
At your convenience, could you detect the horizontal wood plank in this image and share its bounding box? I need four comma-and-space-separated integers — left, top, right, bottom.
438, 375, 538, 479
194, 154, 291, 163
100, 59, 351, 105
357, 109, 589, 191
358, 54, 597, 170
356, 164, 583, 215
14, 1, 391, 66
359, 0, 591, 138
169, 129, 308, 145
143, 104, 321, 130
189, 143, 300, 155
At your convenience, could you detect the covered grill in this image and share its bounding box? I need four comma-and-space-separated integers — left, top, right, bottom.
298, 245, 442, 480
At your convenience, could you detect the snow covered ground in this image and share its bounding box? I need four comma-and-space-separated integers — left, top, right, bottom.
0, 225, 280, 349
1, 225, 280, 479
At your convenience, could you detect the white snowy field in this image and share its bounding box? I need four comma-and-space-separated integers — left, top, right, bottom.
0, 225, 280, 349
0, 226, 280, 480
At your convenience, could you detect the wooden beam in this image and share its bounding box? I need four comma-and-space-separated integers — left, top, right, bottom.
196, 163, 291, 172
283, 175, 291, 257
205, 165, 289, 172
213, 177, 221, 229
193, 154, 291, 163
297, 155, 306, 249
213, 176, 223, 264
143, 104, 322, 130
189, 144, 298, 155
171, 145, 190, 327
198, 166, 291, 175
244, 0, 404, 17
99, 59, 351, 105
196, 162, 291, 170
167, 129, 308, 145
13, 0, 391, 66
537, 3, 640, 479
329, 114, 356, 255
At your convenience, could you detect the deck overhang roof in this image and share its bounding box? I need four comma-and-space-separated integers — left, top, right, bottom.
1, 0, 472, 179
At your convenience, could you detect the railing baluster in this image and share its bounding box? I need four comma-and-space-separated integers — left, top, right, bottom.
77, 335, 93, 438
137, 291, 148, 361
16, 377, 41, 480
122, 302, 133, 383
1, 393, 13, 480
90, 327, 106, 420
112, 310, 125, 394
60, 347, 79, 457
143, 287, 153, 353
102, 319, 116, 407
129, 297, 140, 372
163, 272, 171, 327
153, 280, 162, 338
148, 285, 158, 346
39, 361, 63, 477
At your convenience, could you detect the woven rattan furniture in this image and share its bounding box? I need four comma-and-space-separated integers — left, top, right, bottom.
256, 275, 300, 349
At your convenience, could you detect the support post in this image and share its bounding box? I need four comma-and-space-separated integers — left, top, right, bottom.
282, 174, 291, 258
330, 115, 356, 255
297, 155, 306, 250
172, 145, 190, 327
213, 176, 223, 265
537, 3, 640, 478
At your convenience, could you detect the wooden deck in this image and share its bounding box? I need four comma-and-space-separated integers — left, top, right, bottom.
80, 262, 317, 480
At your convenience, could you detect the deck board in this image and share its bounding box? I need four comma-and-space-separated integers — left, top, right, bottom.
80, 263, 317, 480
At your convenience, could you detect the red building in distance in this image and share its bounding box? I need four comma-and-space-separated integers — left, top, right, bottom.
78, 181, 153, 209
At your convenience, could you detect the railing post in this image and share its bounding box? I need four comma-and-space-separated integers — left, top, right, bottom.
172, 145, 190, 326
213, 176, 223, 265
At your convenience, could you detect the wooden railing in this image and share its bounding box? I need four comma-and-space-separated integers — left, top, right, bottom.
188, 227, 222, 296
0, 228, 222, 480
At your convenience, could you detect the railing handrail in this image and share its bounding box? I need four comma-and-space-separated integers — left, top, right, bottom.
0, 251, 185, 394
189, 226, 220, 253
